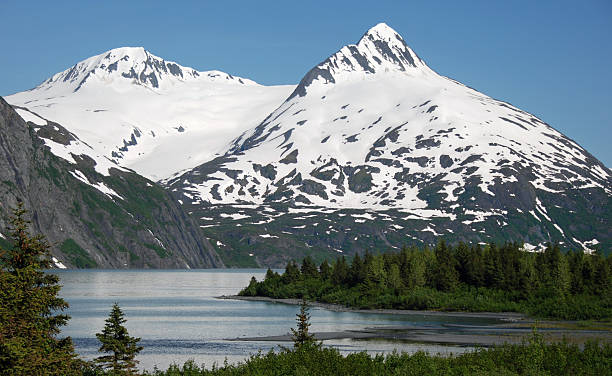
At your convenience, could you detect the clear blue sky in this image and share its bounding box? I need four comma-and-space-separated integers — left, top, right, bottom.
2, 0, 611, 167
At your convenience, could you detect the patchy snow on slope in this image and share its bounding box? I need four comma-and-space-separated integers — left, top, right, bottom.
422, 226, 441, 236
572, 238, 601, 254
167, 23, 610, 243
219, 213, 249, 220
352, 212, 376, 220
52, 257, 67, 269
147, 229, 165, 248
69, 170, 123, 199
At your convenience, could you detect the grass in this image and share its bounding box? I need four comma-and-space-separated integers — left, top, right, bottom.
60, 238, 97, 268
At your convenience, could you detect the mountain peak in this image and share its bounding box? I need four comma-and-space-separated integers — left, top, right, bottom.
359, 22, 401, 43
101, 46, 149, 63
33, 47, 256, 95
289, 23, 428, 99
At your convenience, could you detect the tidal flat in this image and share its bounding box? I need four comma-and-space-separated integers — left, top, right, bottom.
222, 295, 612, 347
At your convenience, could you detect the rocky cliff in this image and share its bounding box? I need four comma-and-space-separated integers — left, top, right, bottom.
0, 97, 223, 268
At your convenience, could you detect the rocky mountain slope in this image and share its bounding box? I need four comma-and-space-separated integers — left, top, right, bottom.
6, 24, 610, 268
6, 47, 294, 180
0, 97, 223, 268
166, 23, 610, 266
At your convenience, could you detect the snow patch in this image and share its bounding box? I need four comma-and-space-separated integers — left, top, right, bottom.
219, 213, 249, 220
69, 170, 123, 200
15, 108, 46, 125
52, 257, 67, 269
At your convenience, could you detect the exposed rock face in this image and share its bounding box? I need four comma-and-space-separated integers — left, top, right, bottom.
0, 97, 223, 268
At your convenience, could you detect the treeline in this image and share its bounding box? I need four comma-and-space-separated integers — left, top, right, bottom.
240, 241, 612, 320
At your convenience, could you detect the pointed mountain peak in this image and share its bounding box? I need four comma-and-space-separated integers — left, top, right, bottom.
359, 22, 402, 43
289, 23, 429, 99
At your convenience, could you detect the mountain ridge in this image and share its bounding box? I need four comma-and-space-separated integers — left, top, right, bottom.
6, 48, 294, 180
5, 23, 610, 267
36, 46, 257, 94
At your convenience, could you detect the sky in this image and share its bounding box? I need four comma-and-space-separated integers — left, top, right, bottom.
1, 0, 611, 167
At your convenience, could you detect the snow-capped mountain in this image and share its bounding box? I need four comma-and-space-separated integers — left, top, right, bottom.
7, 47, 294, 180
5, 23, 610, 267
168, 23, 610, 258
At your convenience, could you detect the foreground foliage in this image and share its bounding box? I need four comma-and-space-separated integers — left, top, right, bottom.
0, 203, 81, 375
290, 299, 319, 350
241, 241, 611, 320
95, 303, 143, 375
142, 334, 611, 376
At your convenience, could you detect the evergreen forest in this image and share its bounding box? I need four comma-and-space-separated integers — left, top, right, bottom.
240, 241, 612, 320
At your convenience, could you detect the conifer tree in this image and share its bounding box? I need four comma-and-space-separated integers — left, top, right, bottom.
365, 255, 387, 289
0, 203, 78, 375
95, 303, 143, 375
331, 256, 349, 285
349, 253, 366, 284
241, 276, 259, 296
283, 260, 301, 283
433, 240, 458, 291
265, 268, 278, 281
300, 256, 319, 278
402, 248, 426, 289
319, 260, 331, 280
290, 299, 319, 350
386, 263, 403, 292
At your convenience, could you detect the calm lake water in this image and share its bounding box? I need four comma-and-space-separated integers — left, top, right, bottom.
53, 269, 493, 371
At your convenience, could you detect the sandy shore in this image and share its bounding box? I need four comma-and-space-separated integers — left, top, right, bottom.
218, 295, 611, 347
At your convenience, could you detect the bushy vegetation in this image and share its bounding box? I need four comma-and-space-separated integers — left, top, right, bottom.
142, 334, 611, 376
240, 241, 612, 320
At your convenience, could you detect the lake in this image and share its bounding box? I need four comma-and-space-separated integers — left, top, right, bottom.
54, 269, 494, 371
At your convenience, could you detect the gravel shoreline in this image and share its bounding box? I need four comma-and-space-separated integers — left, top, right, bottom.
218, 295, 611, 346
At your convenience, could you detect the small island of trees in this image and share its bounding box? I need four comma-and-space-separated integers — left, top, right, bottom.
240, 241, 611, 320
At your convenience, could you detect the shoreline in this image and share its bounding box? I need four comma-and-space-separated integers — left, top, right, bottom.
217, 295, 528, 321
218, 295, 611, 347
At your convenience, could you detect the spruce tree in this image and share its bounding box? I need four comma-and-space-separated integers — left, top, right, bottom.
331, 256, 349, 285
319, 260, 331, 280
0, 203, 78, 375
433, 240, 459, 291
95, 303, 143, 375
300, 256, 318, 278
283, 260, 301, 283
290, 299, 319, 350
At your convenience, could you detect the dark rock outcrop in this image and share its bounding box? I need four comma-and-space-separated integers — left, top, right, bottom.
0, 97, 223, 269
